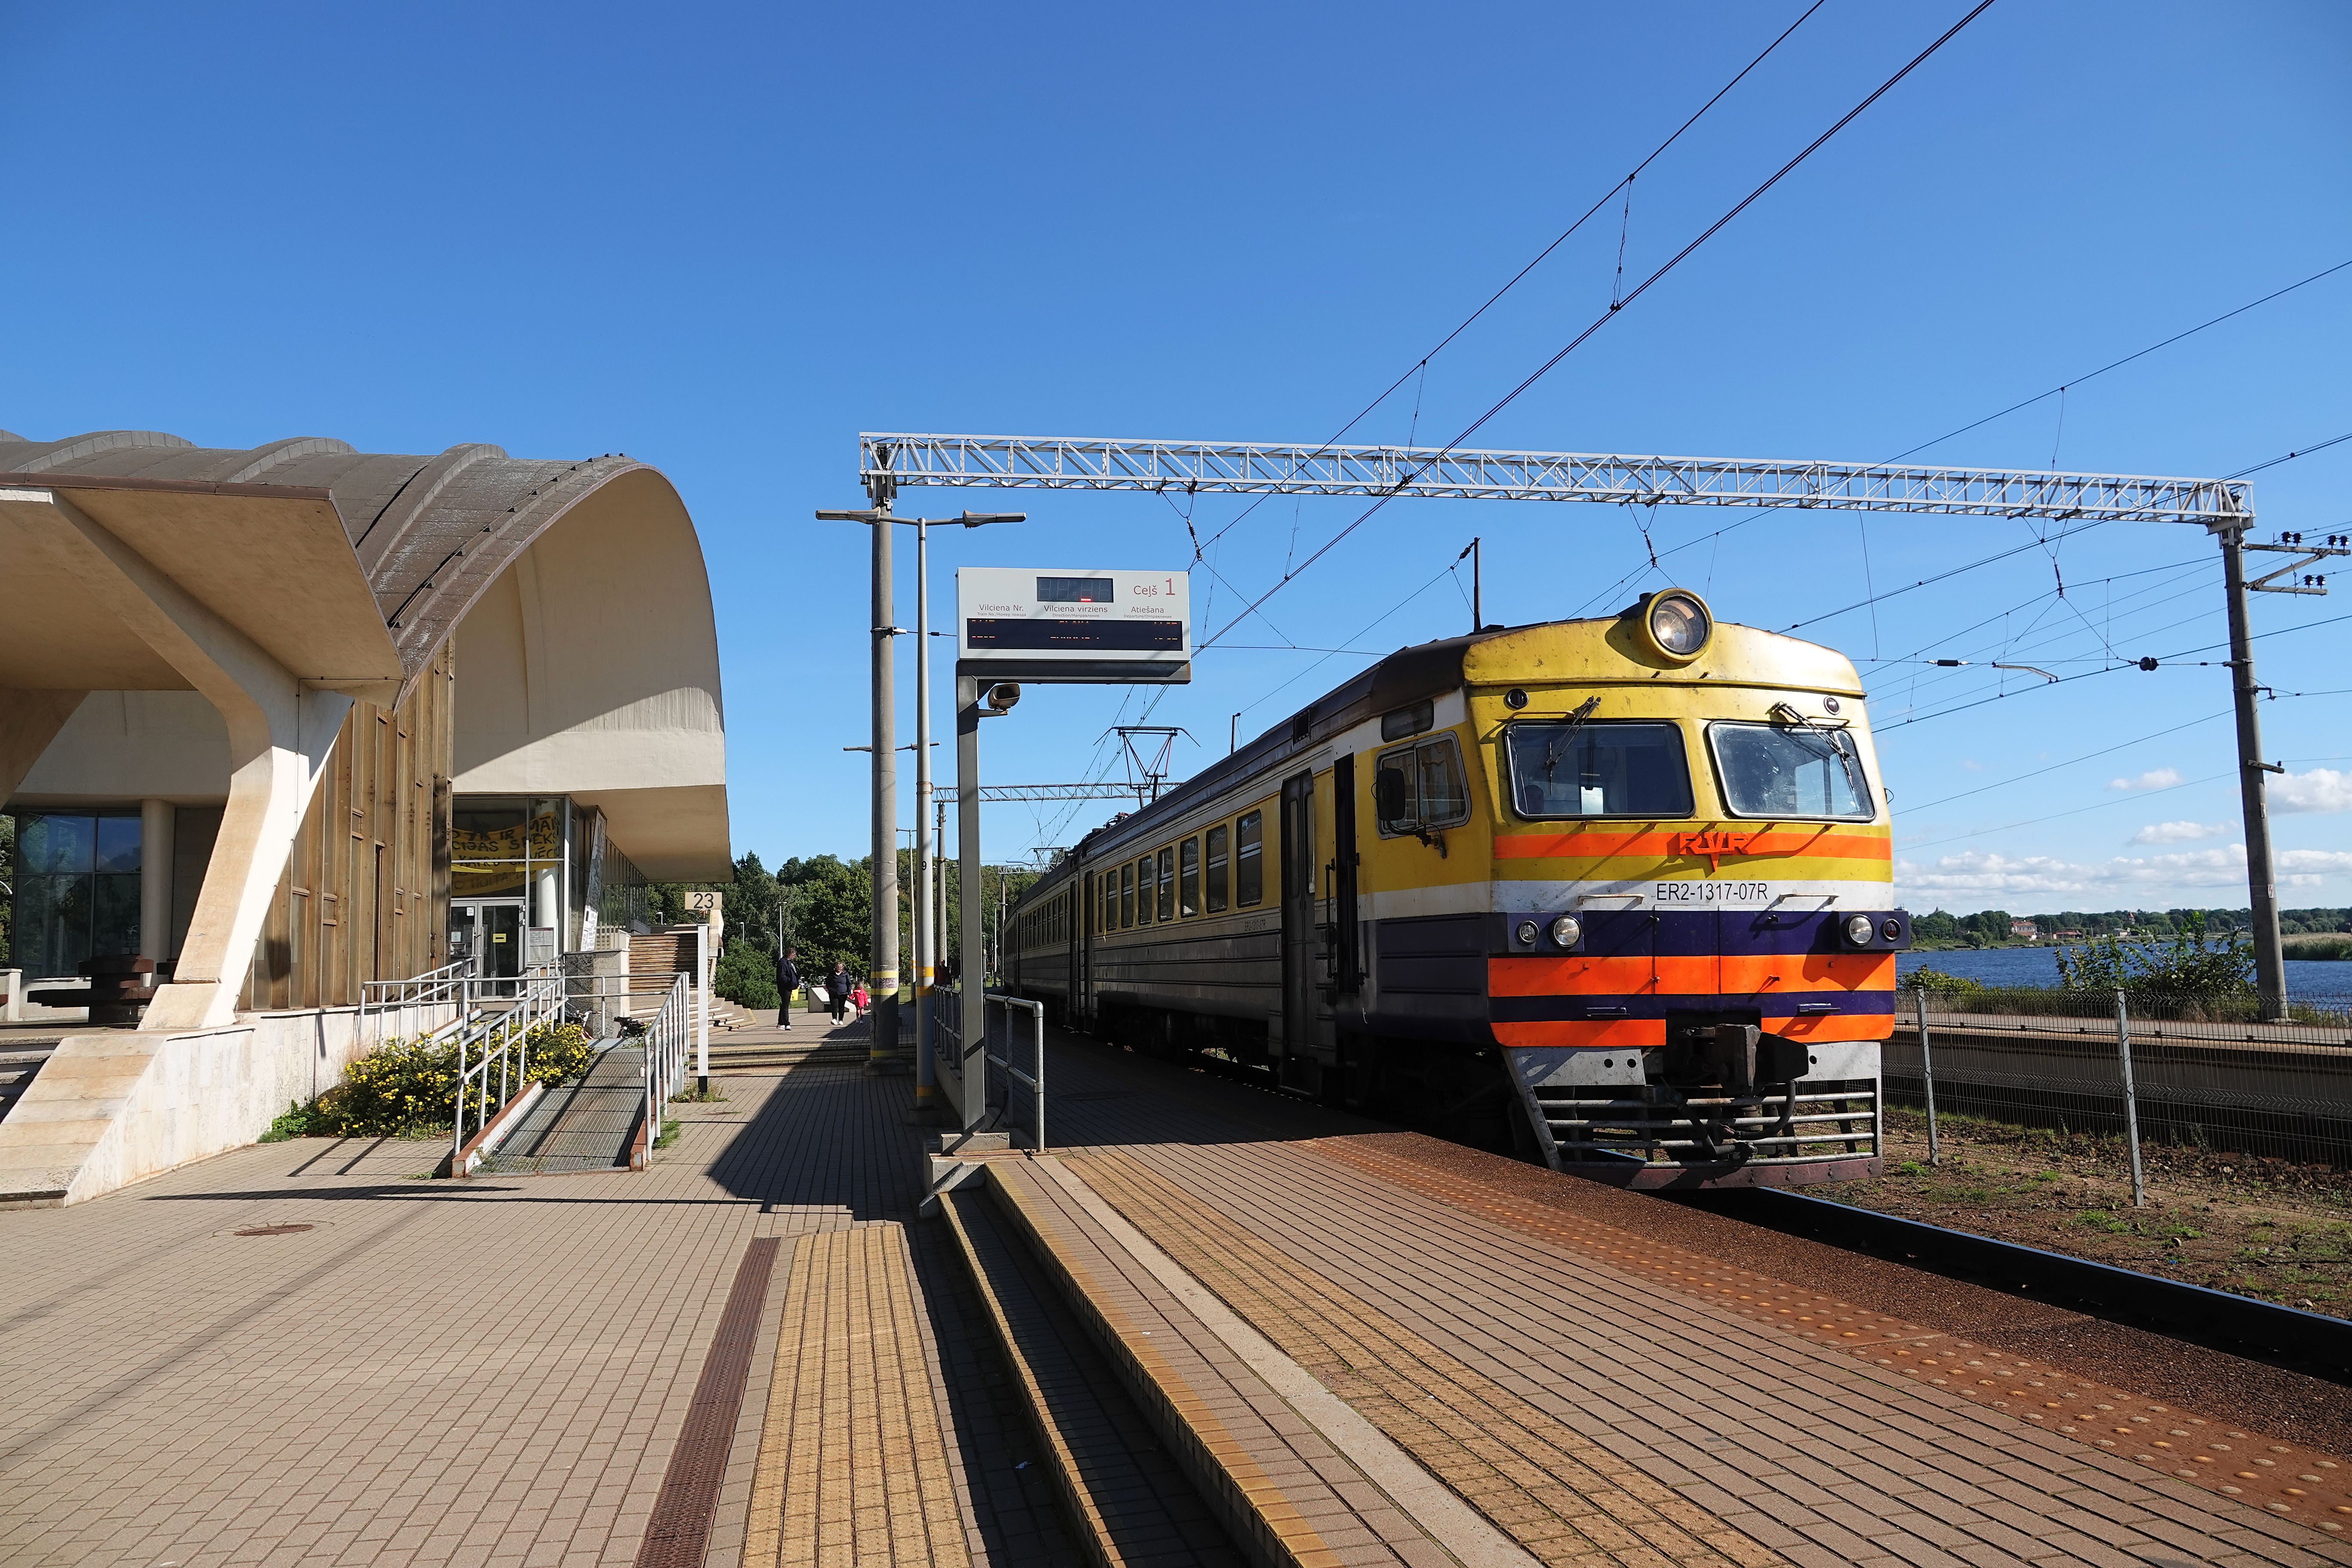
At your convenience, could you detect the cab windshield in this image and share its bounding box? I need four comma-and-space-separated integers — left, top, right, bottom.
1709, 721, 1874, 820
1505, 721, 1693, 819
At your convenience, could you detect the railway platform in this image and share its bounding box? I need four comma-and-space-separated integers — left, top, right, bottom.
3, 1017, 2350, 1568
970, 1031, 2352, 1568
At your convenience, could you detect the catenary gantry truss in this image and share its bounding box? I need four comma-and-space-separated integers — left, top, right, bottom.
860, 433, 2251, 527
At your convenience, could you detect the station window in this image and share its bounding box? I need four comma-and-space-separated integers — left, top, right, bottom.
1155, 847, 1174, 921
1374, 734, 1473, 838
1235, 811, 1264, 906
1121, 864, 1135, 929
1178, 837, 1199, 917
1205, 824, 1228, 913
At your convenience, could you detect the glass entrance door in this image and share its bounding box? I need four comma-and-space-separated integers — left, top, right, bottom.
449, 900, 527, 992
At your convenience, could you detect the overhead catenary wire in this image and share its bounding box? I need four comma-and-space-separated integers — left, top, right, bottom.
1202, 0, 2000, 651
1569, 261, 2352, 620
1191, 0, 1829, 559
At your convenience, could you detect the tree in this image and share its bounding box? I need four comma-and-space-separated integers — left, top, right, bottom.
713, 940, 780, 1011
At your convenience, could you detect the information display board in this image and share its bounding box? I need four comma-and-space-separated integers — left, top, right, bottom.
956, 567, 1190, 677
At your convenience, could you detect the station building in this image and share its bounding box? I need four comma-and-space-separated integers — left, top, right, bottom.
0, 427, 729, 1200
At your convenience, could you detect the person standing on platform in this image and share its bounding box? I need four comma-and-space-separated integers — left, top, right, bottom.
774, 946, 799, 1029
826, 960, 850, 1025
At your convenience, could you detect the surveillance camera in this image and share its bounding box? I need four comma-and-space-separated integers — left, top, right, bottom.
982, 682, 1022, 715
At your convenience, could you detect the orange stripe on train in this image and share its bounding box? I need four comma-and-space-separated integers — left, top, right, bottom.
1492, 827, 1891, 863
1493, 1013, 1891, 1050
1488, 955, 1896, 996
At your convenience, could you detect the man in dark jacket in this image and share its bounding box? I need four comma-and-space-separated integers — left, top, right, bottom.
774, 947, 799, 1029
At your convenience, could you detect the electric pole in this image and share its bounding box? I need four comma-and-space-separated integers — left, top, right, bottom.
2223, 525, 2287, 1018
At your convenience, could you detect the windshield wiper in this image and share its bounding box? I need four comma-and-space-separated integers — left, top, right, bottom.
1539, 696, 1604, 778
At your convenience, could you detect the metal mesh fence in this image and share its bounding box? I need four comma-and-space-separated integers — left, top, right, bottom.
1886, 986, 2352, 1172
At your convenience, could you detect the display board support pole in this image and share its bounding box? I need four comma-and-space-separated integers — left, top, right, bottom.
913, 518, 936, 1112
956, 673, 987, 1131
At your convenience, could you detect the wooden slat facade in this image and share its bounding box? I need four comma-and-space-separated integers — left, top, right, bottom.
241, 643, 456, 1010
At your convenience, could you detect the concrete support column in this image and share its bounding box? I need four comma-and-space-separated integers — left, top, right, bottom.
0, 689, 87, 805
139, 799, 175, 963
21, 494, 350, 1032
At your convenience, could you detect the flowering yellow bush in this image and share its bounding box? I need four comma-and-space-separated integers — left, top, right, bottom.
292, 1020, 599, 1139
318, 1036, 463, 1136
522, 1020, 595, 1085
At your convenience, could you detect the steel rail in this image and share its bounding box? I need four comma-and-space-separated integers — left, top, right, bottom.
861, 433, 2250, 526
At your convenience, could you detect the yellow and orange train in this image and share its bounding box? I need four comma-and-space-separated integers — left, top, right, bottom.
1005, 589, 1908, 1186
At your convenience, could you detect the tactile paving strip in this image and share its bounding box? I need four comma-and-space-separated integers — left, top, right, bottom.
739, 1225, 973, 1568
1311, 1133, 2352, 1540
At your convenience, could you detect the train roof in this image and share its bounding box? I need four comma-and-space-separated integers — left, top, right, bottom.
1051, 606, 1861, 871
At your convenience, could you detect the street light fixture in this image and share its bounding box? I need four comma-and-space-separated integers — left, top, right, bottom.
819, 490, 1023, 1108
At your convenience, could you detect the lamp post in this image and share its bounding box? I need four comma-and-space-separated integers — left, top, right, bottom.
817, 496, 1020, 1095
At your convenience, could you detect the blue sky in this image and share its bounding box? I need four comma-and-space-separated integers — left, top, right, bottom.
6, 1, 2349, 914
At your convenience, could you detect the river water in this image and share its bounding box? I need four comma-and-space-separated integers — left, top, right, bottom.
1896, 946, 2352, 1000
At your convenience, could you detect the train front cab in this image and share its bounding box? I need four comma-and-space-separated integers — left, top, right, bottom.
1468, 595, 1906, 1188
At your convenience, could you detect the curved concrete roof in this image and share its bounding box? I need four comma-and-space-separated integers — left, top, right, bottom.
0, 429, 664, 702
2, 428, 731, 876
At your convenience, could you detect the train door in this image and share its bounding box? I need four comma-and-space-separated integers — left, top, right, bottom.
1279, 771, 1316, 1064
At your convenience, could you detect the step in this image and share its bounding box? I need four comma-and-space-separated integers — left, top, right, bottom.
980, 1157, 1534, 1568
939, 1185, 1243, 1568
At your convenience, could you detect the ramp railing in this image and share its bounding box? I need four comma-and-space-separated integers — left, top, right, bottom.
358, 960, 470, 1051
450, 971, 567, 1174
637, 971, 692, 1166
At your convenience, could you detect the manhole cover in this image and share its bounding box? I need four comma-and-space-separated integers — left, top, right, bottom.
230, 1223, 316, 1237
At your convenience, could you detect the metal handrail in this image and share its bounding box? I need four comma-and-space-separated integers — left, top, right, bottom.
450, 972, 566, 1174
358, 960, 470, 1050
638, 971, 691, 1164
984, 992, 1046, 1152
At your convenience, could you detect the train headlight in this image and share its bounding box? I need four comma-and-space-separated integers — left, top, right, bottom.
1515, 920, 1540, 946
1843, 913, 1876, 947
1635, 589, 1713, 664
1549, 915, 1582, 948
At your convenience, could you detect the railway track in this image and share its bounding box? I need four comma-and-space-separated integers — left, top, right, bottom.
1693, 1186, 2352, 1387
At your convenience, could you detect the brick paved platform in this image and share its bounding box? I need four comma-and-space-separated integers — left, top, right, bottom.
0, 1019, 1084, 1568
9, 1004, 2351, 1568
1026, 1030, 2352, 1568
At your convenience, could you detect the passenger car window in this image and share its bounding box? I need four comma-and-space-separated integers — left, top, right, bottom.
1375, 735, 1471, 836
1505, 720, 1694, 819
1120, 864, 1135, 928
1205, 825, 1228, 913
1179, 837, 1200, 917
1136, 857, 1154, 924
1156, 847, 1175, 921
1235, 811, 1264, 906
1709, 721, 1874, 820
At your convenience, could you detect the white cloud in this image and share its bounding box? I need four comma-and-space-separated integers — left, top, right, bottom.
1896, 844, 2249, 898
1960, 759, 1985, 772
2130, 820, 2229, 844
2279, 848, 2352, 873
2107, 768, 2182, 792
2274, 768, 2352, 815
